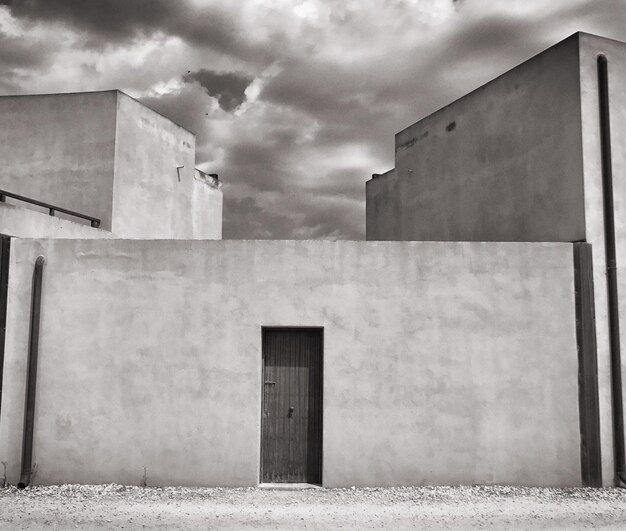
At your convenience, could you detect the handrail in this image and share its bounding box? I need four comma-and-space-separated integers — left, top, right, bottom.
0, 189, 101, 228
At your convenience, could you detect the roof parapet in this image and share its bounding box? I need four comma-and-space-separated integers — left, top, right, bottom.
194, 168, 222, 190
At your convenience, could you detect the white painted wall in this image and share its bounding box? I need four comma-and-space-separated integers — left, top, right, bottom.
367, 34, 585, 243
0, 203, 112, 239
0, 91, 117, 230
112, 93, 222, 239
0, 91, 223, 240
0, 239, 579, 487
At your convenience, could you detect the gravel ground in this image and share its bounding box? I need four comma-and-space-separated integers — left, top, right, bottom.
2, 484, 626, 530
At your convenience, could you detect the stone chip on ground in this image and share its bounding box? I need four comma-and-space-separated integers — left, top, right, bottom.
1, 485, 626, 529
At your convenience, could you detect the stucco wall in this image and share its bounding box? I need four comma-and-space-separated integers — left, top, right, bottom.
0, 239, 579, 487
0, 203, 112, 239
111, 93, 222, 239
365, 169, 399, 241
191, 170, 222, 240
0, 91, 117, 231
0, 91, 222, 240
579, 33, 626, 485
367, 33, 585, 242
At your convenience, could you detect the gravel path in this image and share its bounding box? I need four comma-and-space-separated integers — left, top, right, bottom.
2, 485, 626, 529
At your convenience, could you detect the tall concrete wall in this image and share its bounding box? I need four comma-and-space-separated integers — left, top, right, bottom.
0, 92, 117, 231
0, 203, 112, 239
0, 239, 580, 487
367, 33, 586, 242
111, 93, 222, 239
579, 33, 626, 485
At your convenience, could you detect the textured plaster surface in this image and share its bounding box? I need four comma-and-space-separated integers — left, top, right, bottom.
367, 34, 585, 242
365, 169, 399, 241
112, 93, 222, 239
0, 91, 117, 231
0, 203, 112, 239
191, 171, 222, 240
0, 91, 222, 241
0, 239, 579, 487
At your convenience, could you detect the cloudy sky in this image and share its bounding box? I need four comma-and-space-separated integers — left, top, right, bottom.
1, 0, 626, 239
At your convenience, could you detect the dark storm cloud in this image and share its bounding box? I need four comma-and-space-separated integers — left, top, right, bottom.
183, 69, 253, 112
0, 32, 48, 68
258, 14, 539, 130
301, 168, 369, 202
550, 0, 626, 42
0, 15, 57, 94
222, 196, 295, 240
5, 0, 626, 240
222, 191, 363, 240
225, 141, 283, 182
297, 200, 363, 240
10, 0, 179, 41
219, 139, 369, 239
432, 15, 559, 80
257, 60, 402, 168
138, 85, 210, 137
235, 1, 609, 240
8, 0, 277, 62
446, 15, 537, 56
260, 60, 367, 119
0, 72, 19, 93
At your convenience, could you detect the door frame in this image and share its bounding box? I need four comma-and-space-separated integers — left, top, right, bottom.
259, 326, 324, 485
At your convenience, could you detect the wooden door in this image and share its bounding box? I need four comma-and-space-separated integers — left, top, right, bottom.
261, 328, 322, 484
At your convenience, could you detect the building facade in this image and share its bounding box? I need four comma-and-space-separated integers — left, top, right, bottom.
368, 32, 626, 488
0, 32, 624, 488
0, 90, 222, 239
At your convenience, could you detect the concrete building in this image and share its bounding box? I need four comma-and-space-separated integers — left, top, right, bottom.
0, 90, 222, 239
367, 31, 626, 489
0, 32, 623, 489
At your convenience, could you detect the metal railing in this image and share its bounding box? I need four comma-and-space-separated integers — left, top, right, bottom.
0, 189, 101, 228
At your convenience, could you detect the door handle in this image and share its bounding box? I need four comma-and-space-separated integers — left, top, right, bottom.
264, 381, 276, 386
288, 406, 294, 418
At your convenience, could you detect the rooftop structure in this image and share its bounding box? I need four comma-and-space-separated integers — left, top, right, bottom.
0, 90, 222, 239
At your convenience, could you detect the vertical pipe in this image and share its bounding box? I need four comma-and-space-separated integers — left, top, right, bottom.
0, 236, 11, 415
17, 256, 45, 489
597, 54, 626, 486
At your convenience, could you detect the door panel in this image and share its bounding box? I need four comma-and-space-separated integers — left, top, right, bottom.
261, 328, 322, 484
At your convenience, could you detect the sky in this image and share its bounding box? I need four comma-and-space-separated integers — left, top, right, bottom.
1, 0, 626, 239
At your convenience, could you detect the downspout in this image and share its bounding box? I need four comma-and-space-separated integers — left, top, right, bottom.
17, 256, 45, 489
0, 236, 11, 415
597, 54, 626, 487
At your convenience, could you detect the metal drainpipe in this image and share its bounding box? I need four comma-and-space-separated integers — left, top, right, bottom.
17, 256, 45, 489
0, 236, 11, 415
597, 54, 626, 487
